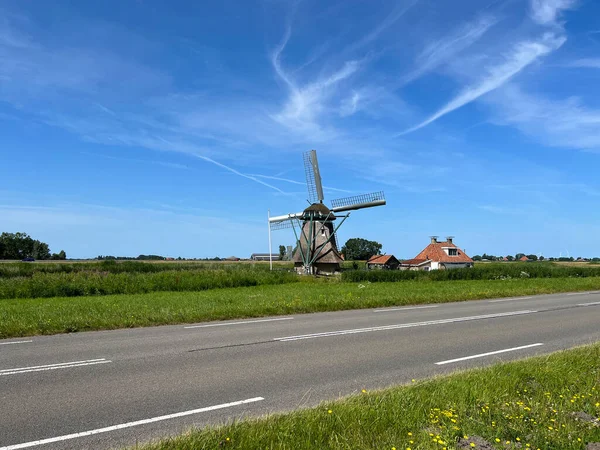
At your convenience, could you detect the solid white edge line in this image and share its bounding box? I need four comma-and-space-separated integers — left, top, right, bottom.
0, 397, 265, 450
578, 301, 600, 306
435, 343, 544, 365
276, 310, 537, 342
0, 340, 33, 346
373, 305, 440, 313
185, 317, 294, 329
567, 292, 588, 296
0, 359, 107, 374
0, 360, 112, 376
488, 296, 533, 303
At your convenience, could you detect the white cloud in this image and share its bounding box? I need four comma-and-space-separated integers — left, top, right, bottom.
487, 85, 600, 150
397, 32, 566, 135
530, 0, 577, 25
565, 58, 600, 69
403, 15, 497, 83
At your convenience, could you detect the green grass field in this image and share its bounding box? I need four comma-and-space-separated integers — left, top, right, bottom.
139, 344, 600, 450
2, 276, 600, 338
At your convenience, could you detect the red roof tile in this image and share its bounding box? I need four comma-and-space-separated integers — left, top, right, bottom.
413, 240, 473, 263
367, 254, 399, 265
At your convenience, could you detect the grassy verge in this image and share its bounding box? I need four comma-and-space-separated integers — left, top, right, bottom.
139, 344, 600, 450
2, 277, 600, 338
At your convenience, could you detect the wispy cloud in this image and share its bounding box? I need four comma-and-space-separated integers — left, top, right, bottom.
565, 58, 600, 69
487, 84, 600, 150
345, 0, 419, 52
403, 15, 498, 84
250, 174, 353, 193
270, 24, 361, 135
530, 0, 577, 25
397, 32, 566, 135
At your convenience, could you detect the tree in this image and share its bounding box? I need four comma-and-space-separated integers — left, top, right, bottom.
341, 238, 382, 261
526, 254, 538, 261
472, 255, 482, 261
515, 253, 526, 261
506, 255, 514, 261
278, 245, 286, 261
0, 232, 52, 260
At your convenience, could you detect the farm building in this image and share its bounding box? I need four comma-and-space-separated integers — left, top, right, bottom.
250, 253, 280, 261
399, 236, 473, 271
366, 254, 400, 270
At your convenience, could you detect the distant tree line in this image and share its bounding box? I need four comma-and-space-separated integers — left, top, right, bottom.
0, 232, 66, 260
96, 255, 228, 261
472, 253, 599, 262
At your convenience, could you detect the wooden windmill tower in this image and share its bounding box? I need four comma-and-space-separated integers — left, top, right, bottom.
269, 150, 386, 275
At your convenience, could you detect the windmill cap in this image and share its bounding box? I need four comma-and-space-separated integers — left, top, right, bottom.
302, 202, 335, 220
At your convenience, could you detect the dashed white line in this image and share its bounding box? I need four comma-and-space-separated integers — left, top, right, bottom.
578, 301, 600, 307
185, 317, 294, 329
373, 305, 440, 313
276, 310, 537, 342
0, 359, 111, 376
0, 340, 33, 346
0, 397, 265, 450
488, 296, 533, 303
435, 343, 544, 365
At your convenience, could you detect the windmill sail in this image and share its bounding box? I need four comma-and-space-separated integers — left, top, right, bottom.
330, 191, 386, 213
303, 150, 324, 203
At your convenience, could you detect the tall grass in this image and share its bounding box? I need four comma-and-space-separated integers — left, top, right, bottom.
342, 262, 600, 282
0, 260, 291, 278
0, 268, 299, 299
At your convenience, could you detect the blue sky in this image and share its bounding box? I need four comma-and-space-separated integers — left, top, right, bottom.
1, 0, 600, 259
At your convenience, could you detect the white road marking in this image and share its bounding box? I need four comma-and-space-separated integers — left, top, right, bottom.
0, 397, 265, 450
185, 317, 294, 329
567, 292, 587, 296
0, 359, 111, 376
0, 340, 32, 346
373, 305, 439, 313
578, 301, 600, 306
435, 343, 544, 365
276, 310, 537, 342
488, 296, 533, 303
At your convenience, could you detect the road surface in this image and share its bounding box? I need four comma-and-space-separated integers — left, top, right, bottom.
1, 291, 599, 449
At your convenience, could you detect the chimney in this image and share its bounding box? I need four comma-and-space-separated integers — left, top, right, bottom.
430, 236, 438, 244
446, 236, 454, 244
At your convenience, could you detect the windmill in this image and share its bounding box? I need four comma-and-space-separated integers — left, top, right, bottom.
268, 150, 386, 275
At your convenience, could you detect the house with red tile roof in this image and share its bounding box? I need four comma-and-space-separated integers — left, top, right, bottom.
519, 255, 529, 262
399, 236, 473, 271
366, 254, 400, 270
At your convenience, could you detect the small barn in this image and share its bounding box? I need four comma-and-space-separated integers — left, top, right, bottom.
366, 254, 400, 270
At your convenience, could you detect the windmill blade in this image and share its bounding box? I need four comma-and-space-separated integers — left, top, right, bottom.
269, 211, 303, 223
303, 150, 324, 203
330, 191, 386, 213
270, 220, 295, 231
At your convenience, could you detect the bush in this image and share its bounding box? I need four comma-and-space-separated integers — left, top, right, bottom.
341, 262, 600, 283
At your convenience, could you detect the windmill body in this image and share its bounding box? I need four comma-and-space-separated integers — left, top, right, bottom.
269, 150, 386, 275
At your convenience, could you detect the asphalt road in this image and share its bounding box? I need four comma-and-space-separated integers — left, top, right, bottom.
1, 291, 599, 450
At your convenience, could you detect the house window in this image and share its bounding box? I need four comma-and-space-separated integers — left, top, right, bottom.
448, 248, 458, 256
